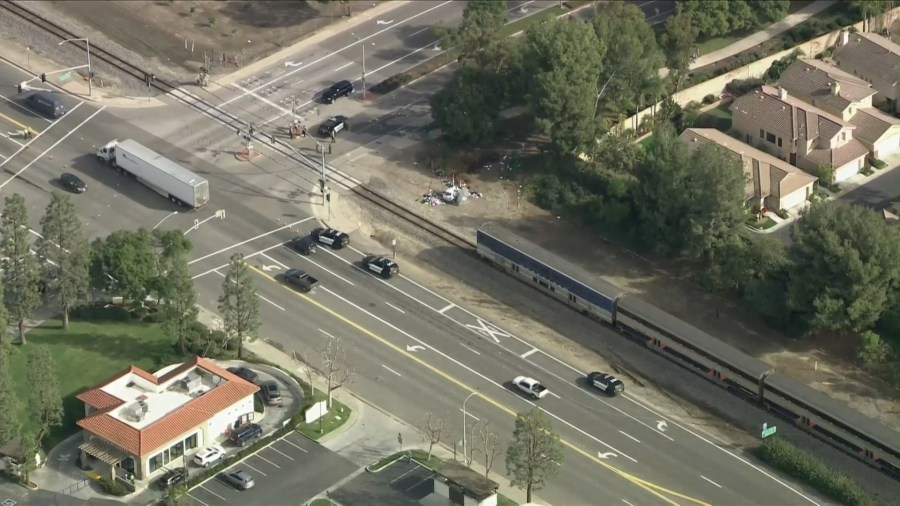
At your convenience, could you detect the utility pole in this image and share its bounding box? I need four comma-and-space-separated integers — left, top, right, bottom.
313, 138, 331, 220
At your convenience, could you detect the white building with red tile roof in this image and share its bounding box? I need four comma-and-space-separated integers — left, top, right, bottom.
76, 357, 259, 488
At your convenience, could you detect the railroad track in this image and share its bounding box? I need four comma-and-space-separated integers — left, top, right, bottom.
0, 1, 476, 252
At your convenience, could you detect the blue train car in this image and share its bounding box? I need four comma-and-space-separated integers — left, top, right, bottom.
475, 222, 624, 323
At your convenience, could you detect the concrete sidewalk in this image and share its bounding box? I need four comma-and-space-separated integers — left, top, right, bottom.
689, 0, 838, 70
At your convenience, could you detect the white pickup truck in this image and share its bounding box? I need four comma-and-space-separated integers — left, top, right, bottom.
514, 376, 549, 399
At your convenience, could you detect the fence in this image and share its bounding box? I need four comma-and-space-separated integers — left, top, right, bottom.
618, 8, 900, 132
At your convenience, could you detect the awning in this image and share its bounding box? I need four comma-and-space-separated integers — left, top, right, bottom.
79, 439, 130, 465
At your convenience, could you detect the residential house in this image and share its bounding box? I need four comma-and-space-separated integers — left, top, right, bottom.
680, 128, 818, 211
730, 84, 869, 182
77, 357, 259, 490
777, 58, 900, 160
833, 31, 900, 113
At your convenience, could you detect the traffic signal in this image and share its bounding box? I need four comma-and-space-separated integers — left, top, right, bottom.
319, 179, 326, 194
17, 82, 23, 94
40, 73, 46, 82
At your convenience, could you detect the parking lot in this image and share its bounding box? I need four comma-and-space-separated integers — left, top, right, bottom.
330, 458, 434, 506
185, 431, 357, 506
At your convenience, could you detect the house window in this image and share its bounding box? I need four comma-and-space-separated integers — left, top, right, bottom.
766, 132, 776, 144
841, 132, 846, 141
170, 440, 185, 459
759, 129, 764, 139
149, 453, 163, 473
184, 433, 198, 451
777, 137, 783, 147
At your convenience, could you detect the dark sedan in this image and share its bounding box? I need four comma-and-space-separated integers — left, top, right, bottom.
60, 172, 86, 193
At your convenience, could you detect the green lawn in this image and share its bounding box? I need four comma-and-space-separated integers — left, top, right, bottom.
296, 392, 351, 439
8, 319, 180, 450
696, 103, 732, 131
746, 216, 777, 230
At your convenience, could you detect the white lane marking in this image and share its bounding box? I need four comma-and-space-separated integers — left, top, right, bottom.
319, 328, 339, 340
619, 395, 819, 504
213, 270, 286, 311
191, 242, 284, 279
438, 303, 455, 314
243, 462, 268, 477
461, 344, 481, 355
254, 454, 282, 468
334, 62, 354, 72
618, 431, 641, 444
701, 475, 722, 489
382, 364, 402, 377
459, 408, 479, 421
408, 26, 430, 37
187, 493, 210, 506
281, 438, 308, 452
233, 83, 290, 114
520, 348, 539, 359
188, 217, 313, 265
536, 406, 637, 463
216, 1, 454, 107
268, 446, 295, 461
281, 247, 355, 285
0, 93, 53, 123
0, 102, 93, 186
622, 500, 635, 506
547, 391, 561, 399
385, 301, 405, 314
197, 485, 225, 500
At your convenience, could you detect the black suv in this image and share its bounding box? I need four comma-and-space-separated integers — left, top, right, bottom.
319, 115, 349, 137
310, 227, 349, 249
157, 467, 188, 489
290, 236, 317, 255
227, 367, 259, 384
362, 255, 400, 279
230, 423, 263, 446
321, 80, 353, 104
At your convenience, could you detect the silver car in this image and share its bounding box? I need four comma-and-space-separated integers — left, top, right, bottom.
225, 469, 255, 490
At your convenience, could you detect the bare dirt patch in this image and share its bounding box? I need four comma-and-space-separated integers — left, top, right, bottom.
24, 1, 377, 80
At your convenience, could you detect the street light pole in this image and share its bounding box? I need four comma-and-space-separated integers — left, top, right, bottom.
152, 210, 179, 230
462, 392, 478, 466
58, 37, 92, 97
351, 33, 367, 100
312, 138, 330, 220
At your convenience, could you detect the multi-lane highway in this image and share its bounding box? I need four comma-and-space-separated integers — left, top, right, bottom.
0, 1, 836, 505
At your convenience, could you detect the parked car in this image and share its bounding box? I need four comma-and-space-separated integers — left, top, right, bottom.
587, 372, 624, 396
157, 467, 188, 489
361, 255, 400, 279
225, 469, 255, 490
230, 423, 263, 446
227, 366, 258, 384
290, 236, 318, 255
60, 172, 86, 193
514, 376, 549, 399
321, 80, 353, 104
192, 445, 226, 467
310, 227, 349, 249
261, 380, 283, 406
319, 115, 349, 137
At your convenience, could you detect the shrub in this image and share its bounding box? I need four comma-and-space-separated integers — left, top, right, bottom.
71, 303, 131, 322
860, 165, 874, 176
755, 438, 872, 506
702, 94, 717, 105
776, 209, 789, 219
728, 78, 765, 96
97, 477, 130, 496
871, 158, 887, 170
370, 73, 412, 95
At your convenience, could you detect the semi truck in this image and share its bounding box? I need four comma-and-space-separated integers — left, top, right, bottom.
96, 139, 209, 209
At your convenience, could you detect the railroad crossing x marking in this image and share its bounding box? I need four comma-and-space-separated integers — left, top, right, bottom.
465, 318, 510, 344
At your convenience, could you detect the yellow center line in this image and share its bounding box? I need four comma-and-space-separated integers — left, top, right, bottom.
246, 264, 712, 506
0, 111, 32, 131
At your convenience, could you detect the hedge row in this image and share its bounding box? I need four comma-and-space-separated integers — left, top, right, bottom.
754, 438, 872, 506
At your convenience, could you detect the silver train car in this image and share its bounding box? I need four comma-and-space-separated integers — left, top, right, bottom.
475, 222, 900, 479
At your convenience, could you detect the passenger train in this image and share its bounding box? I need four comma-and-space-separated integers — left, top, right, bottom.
475, 222, 900, 479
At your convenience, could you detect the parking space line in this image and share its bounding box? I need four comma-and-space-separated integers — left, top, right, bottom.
197, 485, 226, 500
281, 436, 309, 452
254, 454, 282, 468
406, 475, 432, 493
187, 493, 210, 506
268, 445, 296, 460
242, 462, 268, 476
390, 466, 418, 484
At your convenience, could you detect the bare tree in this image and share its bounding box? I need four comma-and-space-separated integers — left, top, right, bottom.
421, 412, 447, 461
476, 421, 502, 478
465, 420, 479, 468
292, 349, 319, 398
321, 336, 355, 408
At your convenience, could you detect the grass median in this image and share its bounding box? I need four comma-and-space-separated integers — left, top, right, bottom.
295, 392, 351, 439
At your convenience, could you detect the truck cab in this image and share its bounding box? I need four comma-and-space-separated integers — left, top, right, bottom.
96, 140, 118, 164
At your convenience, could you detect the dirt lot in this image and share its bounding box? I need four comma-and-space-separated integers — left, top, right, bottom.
21, 1, 377, 80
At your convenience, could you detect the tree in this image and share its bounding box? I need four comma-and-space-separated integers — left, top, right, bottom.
320, 336, 355, 409
217, 253, 260, 359
817, 163, 835, 187
430, 67, 506, 146
632, 125, 747, 261
506, 409, 563, 503
0, 345, 20, 447
160, 254, 198, 356
592, 1, 664, 114
677, 0, 788, 40
26, 345, 63, 444
857, 330, 892, 369
37, 191, 90, 330
89, 229, 157, 302
451, 0, 509, 69
787, 202, 900, 333
420, 412, 446, 461
151, 229, 193, 301
522, 19, 606, 155
1, 194, 42, 344
0, 286, 8, 347
852, 0, 896, 30
661, 10, 698, 90
476, 421, 502, 479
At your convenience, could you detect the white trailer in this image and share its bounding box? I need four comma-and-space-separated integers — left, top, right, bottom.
96, 139, 209, 209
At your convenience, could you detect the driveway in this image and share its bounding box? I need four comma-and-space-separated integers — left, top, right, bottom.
185, 431, 357, 506
329, 458, 434, 506
839, 164, 900, 212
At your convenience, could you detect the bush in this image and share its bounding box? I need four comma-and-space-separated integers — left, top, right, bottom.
370, 73, 412, 94
702, 94, 717, 105
776, 209, 789, 219
860, 165, 874, 176
871, 158, 887, 170
71, 303, 131, 322
728, 77, 765, 96
97, 477, 130, 496
755, 438, 872, 506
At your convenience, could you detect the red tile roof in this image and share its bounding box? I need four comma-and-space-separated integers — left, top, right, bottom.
77, 357, 259, 457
